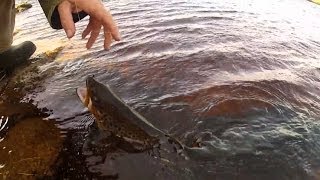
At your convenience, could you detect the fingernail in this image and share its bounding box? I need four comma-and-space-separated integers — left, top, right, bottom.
115, 32, 121, 41
66, 30, 73, 38
117, 34, 121, 41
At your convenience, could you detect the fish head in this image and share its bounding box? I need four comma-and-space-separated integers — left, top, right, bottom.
77, 76, 113, 119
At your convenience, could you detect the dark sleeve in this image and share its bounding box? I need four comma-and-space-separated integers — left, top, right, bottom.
50, 8, 88, 29
38, 0, 88, 29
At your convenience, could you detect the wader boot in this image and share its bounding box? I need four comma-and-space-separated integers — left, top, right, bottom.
0, 41, 36, 71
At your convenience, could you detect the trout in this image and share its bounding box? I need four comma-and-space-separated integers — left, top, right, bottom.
77, 77, 166, 151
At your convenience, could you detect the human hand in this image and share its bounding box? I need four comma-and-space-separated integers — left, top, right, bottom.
58, 0, 120, 49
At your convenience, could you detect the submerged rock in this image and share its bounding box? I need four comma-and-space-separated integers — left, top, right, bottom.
0, 117, 63, 179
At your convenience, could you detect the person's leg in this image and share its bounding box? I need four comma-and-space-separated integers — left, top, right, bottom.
0, 0, 36, 70
0, 0, 15, 52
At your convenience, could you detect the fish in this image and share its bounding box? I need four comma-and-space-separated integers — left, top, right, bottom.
77, 76, 166, 152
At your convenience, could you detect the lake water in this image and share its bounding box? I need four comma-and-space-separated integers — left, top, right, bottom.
1, 0, 320, 179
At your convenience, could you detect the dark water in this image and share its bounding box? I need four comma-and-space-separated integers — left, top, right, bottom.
2, 0, 320, 179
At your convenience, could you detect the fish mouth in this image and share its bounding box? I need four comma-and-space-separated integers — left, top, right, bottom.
77, 87, 91, 107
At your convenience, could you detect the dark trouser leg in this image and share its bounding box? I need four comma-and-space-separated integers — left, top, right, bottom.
0, 0, 15, 53
0, 0, 36, 70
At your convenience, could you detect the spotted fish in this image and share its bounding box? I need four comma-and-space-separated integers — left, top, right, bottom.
77, 77, 169, 151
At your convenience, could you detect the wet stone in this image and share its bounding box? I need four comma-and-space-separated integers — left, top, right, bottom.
0, 118, 63, 179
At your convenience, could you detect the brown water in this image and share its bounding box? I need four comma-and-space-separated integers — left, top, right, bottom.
1, 0, 320, 179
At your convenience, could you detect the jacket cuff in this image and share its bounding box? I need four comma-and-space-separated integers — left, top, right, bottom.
51, 7, 88, 29
39, 0, 88, 29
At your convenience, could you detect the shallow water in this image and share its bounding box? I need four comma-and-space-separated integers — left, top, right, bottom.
1, 0, 320, 179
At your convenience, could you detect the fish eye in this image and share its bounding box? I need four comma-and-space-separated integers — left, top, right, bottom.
93, 96, 98, 102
